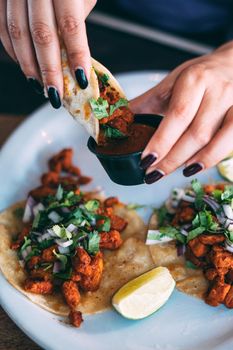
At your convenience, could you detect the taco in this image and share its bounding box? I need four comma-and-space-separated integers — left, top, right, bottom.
61, 48, 134, 144
0, 149, 154, 328
147, 180, 233, 307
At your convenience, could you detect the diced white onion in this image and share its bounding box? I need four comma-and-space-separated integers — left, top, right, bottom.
228, 224, 233, 232
22, 196, 36, 223
223, 204, 233, 220
180, 229, 188, 236
37, 232, 52, 242
55, 239, 73, 247
225, 241, 233, 253
47, 228, 58, 237
223, 218, 233, 229
58, 246, 70, 254
21, 246, 32, 260
66, 224, 77, 233
32, 202, 45, 217
48, 211, 62, 223
181, 194, 195, 203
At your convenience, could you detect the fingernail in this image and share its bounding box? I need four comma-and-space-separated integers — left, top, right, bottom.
75, 67, 88, 89
139, 153, 157, 169
183, 162, 203, 177
27, 77, 44, 94
144, 169, 164, 184
47, 86, 61, 109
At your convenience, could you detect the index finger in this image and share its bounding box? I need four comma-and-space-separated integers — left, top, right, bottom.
140, 65, 206, 168
54, 0, 91, 89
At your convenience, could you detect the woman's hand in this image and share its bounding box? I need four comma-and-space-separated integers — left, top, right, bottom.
0, 0, 96, 108
130, 42, 233, 184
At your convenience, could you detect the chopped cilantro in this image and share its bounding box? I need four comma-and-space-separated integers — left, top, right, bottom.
96, 215, 111, 232
103, 125, 126, 139
126, 203, 146, 210
186, 260, 198, 269
89, 97, 109, 119
191, 179, 204, 210
99, 73, 109, 85
159, 226, 186, 244
53, 267, 72, 280
84, 200, 100, 212
20, 237, 31, 252
87, 231, 100, 255
52, 225, 72, 240
109, 98, 128, 115
187, 226, 206, 242
53, 250, 68, 271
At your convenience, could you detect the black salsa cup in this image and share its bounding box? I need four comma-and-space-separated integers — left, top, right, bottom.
87, 114, 163, 186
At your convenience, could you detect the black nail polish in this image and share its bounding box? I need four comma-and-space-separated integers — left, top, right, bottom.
144, 170, 164, 184
75, 67, 88, 89
183, 163, 203, 177
139, 154, 157, 169
27, 78, 44, 94
47, 86, 61, 109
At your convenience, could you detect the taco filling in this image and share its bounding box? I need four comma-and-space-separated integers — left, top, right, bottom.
147, 180, 233, 308
89, 71, 134, 145
0, 148, 154, 328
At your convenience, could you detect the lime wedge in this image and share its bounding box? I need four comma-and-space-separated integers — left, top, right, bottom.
218, 156, 233, 182
112, 266, 175, 320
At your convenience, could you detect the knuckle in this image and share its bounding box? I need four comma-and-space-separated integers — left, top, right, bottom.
8, 20, 21, 40
171, 102, 187, 119
68, 48, 87, 63
40, 64, 60, 79
160, 157, 176, 173
31, 22, 53, 46
222, 81, 233, 95
59, 15, 81, 36
184, 63, 207, 83
189, 127, 210, 146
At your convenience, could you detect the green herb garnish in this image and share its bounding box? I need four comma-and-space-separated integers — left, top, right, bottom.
109, 98, 128, 115
84, 200, 100, 212
89, 97, 109, 119
88, 231, 100, 255
191, 179, 204, 210
159, 226, 186, 244
103, 126, 126, 139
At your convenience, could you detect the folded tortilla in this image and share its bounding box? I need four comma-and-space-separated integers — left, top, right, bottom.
61, 48, 126, 143
0, 202, 154, 316
148, 213, 208, 300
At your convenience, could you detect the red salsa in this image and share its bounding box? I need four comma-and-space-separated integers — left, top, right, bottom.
95, 123, 155, 155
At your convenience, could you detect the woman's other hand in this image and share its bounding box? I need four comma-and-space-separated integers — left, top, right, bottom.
130, 42, 233, 184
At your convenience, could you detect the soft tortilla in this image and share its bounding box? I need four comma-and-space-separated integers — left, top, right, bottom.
0, 202, 154, 316
61, 48, 126, 143
148, 213, 208, 299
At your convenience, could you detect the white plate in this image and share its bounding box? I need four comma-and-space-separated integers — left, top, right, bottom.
0, 71, 230, 350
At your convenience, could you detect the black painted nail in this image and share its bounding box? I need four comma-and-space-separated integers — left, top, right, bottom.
139, 153, 157, 170
144, 169, 164, 184
27, 77, 44, 94
75, 67, 88, 89
47, 86, 61, 109
183, 163, 203, 177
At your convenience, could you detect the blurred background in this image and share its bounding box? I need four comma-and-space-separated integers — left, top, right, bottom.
0, 0, 232, 119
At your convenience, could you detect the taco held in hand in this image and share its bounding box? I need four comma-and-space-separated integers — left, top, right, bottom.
62, 47, 134, 145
